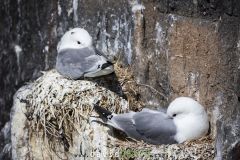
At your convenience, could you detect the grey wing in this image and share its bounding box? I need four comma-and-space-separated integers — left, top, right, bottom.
56, 48, 103, 79
133, 112, 177, 144
110, 112, 145, 140
142, 108, 167, 114
111, 111, 177, 144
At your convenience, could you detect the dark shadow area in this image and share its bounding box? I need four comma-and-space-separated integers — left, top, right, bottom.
229, 141, 240, 160
85, 72, 127, 100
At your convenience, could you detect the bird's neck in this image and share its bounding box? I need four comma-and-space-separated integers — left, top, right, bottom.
58, 45, 91, 52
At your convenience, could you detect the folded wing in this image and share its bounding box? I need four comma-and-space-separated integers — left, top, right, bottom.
56, 48, 111, 79
111, 110, 177, 144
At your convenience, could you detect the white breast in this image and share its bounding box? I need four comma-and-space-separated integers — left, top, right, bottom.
173, 112, 209, 143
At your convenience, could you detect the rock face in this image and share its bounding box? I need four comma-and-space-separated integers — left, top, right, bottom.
0, 0, 240, 159
0, 122, 11, 159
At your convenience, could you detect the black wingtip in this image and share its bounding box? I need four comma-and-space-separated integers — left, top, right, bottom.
101, 61, 113, 70
94, 101, 113, 120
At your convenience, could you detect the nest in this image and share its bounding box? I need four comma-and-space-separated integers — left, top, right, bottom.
114, 61, 144, 111
18, 64, 215, 159
22, 63, 143, 154
113, 136, 215, 159
23, 69, 129, 152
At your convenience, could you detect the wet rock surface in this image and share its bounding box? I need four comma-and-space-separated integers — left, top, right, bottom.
0, 0, 240, 159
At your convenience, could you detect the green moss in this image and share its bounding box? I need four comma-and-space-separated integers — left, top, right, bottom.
119, 148, 152, 159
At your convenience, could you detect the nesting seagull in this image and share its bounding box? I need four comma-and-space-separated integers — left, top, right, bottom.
56, 28, 114, 79
94, 97, 209, 144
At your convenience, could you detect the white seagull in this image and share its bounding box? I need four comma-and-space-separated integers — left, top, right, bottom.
56, 28, 114, 79
94, 97, 209, 144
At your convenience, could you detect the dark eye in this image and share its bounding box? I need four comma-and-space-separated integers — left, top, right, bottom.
71, 32, 75, 35
77, 41, 81, 44
173, 114, 177, 117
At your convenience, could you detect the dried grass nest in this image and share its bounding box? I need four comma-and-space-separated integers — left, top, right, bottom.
22, 62, 143, 150
21, 62, 215, 159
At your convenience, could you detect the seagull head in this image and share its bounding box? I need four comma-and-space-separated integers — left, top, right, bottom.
167, 97, 206, 118
166, 97, 209, 143
57, 28, 93, 52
